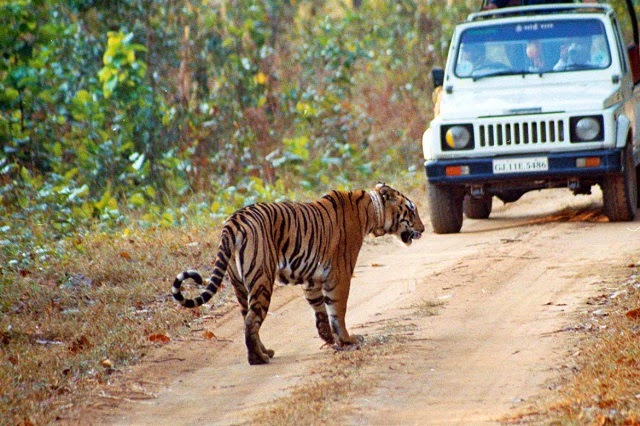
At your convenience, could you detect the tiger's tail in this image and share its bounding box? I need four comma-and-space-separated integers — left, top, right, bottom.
172, 231, 232, 308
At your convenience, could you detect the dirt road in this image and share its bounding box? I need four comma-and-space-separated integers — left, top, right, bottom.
91, 188, 639, 425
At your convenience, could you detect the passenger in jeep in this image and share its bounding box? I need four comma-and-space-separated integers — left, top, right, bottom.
456, 44, 486, 77
525, 40, 547, 72
553, 37, 609, 71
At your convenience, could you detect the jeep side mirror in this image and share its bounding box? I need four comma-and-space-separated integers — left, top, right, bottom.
432, 68, 445, 88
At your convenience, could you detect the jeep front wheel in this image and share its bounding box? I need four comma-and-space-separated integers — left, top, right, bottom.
601, 144, 638, 222
427, 182, 464, 234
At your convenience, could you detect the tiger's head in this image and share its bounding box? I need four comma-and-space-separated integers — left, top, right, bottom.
370, 183, 425, 246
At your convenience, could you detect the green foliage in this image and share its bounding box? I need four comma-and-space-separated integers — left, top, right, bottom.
98, 31, 147, 100
0, 0, 470, 273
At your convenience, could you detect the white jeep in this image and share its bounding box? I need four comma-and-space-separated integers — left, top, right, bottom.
423, 1, 640, 233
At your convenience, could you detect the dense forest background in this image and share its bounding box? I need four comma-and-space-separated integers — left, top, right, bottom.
1, 0, 473, 262
4, 0, 640, 266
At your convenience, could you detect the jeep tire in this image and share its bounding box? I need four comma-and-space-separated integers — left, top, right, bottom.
427, 181, 464, 234
601, 143, 638, 222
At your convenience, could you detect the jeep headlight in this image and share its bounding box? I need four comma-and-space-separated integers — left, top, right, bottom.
570, 115, 604, 142
441, 124, 474, 150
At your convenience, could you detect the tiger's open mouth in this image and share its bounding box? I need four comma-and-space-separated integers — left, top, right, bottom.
401, 230, 423, 245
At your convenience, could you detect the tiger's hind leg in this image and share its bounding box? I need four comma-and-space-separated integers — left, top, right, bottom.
302, 280, 334, 344
229, 261, 274, 359
244, 275, 275, 365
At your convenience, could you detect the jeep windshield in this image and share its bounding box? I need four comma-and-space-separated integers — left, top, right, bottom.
455, 18, 611, 79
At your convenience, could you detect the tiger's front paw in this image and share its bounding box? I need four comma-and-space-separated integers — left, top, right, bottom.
337, 334, 364, 346
332, 335, 364, 352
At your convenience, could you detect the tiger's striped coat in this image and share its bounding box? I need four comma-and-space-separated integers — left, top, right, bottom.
172, 183, 424, 365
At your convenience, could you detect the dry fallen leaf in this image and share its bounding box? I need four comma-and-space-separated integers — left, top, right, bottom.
148, 333, 171, 343
69, 335, 92, 354
625, 308, 640, 320
202, 331, 216, 339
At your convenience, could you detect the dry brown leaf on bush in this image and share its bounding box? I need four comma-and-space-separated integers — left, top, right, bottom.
203, 331, 216, 339
148, 333, 171, 343
625, 308, 640, 320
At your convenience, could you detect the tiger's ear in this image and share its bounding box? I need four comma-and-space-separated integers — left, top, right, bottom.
378, 184, 399, 204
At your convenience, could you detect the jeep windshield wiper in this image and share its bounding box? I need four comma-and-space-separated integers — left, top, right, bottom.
472, 70, 526, 81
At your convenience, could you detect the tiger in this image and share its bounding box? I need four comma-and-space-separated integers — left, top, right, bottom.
171, 183, 425, 365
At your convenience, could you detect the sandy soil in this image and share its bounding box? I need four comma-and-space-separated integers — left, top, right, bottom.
81, 188, 639, 425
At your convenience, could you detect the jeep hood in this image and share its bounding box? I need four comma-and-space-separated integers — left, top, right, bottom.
439, 80, 619, 119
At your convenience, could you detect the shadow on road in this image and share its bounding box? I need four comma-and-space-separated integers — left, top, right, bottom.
460, 201, 612, 235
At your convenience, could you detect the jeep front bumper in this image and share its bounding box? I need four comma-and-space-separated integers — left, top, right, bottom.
425, 148, 623, 186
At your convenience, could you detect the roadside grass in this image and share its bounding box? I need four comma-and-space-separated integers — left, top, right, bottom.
0, 218, 227, 425
514, 264, 640, 424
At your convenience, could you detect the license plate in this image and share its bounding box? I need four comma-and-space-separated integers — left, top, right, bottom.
493, 157, 548, 174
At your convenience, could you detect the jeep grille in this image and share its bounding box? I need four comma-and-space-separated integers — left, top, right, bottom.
478, 119, 566, 147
